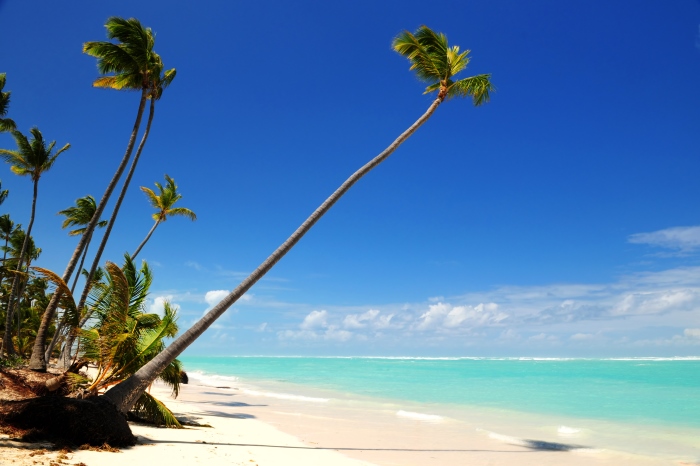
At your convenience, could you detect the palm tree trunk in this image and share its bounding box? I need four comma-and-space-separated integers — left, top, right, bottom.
29, 88, 149, 371
74, 98, 155, 320
71, 230, 93, 294
104, 97, 444, 413
131, 220, 160, 260
3, 179, 38, 357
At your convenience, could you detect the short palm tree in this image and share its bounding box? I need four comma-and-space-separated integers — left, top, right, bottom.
104, 26, 494, 413
74, 54, 175, 324
0, 73, 16, 132
0, 128, 69, 356
58, 196, 109, 293
42, 196, 109, 361
0, 214, 16, 271
132, 175, 196, 260
0, 214, 17, 355
34, 257, 183, 427
32, 16, 161, 371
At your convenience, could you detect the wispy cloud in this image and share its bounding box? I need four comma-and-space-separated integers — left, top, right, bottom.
628, 226, 700, 253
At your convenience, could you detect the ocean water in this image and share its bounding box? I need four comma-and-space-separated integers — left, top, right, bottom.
178, 356, 700, 460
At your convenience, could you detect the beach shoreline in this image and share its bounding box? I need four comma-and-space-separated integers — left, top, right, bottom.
4, 360, 698, 465
35, 376, 692, 465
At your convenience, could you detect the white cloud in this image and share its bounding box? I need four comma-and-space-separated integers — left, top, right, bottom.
416, 302, 506, 331
300, 310, 328, 330
570, 333, 595, 341
205, 290, 230, 307
628, 226, 700, 252
684, 328, 700, 339
343, 309, 379, 329
149, 295, 173, 316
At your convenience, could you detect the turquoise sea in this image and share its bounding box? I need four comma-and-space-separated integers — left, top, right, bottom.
179, 356, 700, 460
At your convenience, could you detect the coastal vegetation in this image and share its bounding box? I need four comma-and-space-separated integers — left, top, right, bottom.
0, 19, 492, 445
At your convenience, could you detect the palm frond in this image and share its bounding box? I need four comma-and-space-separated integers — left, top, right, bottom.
447, 74, 495, 105
132, 391, 182, 428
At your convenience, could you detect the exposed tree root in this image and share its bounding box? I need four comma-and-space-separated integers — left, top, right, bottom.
0, 396, 135, 447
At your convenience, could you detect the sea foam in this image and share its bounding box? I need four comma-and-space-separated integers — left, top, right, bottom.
241, 388, 329, 403
396, 410, 443, 423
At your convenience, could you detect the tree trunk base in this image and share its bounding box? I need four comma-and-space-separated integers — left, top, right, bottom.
0, 396, 136, 447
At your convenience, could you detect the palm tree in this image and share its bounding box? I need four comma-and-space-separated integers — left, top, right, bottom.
103, 26, 494, 413
132, 175, 195, 260
42, 196, 108, 361
73, 55, 175, 324
58, 196, 109, 294
1, 228, 40, 356
0, 128, 69, 356
0, 215, 17, 355
0, 73, 16, 132
35, 257, 183, 427
31, 17, 160, 371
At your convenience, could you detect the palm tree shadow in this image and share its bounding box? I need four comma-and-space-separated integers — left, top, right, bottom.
184, 409, 256, 420
207, 401, 268, 408
519, 439, 587, 451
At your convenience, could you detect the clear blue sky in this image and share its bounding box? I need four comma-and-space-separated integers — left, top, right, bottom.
1, 0, 699, 356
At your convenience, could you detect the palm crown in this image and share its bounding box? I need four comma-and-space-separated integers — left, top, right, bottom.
83, 17, 175, 98
0, 128, 70, 181
83, 17, 156, 91
0, 73, 16, 132
392, 26, 494, 104
59, 195, 108, 236
141, 175, 196, 223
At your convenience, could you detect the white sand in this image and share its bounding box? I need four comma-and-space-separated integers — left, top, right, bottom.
4, 380, 691, 466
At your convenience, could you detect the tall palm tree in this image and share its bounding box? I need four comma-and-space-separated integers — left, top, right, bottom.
0, 128, 69, 356
31, 17, 159, 371
0, 73, 16, 132
132, 174, 195, 260
74, 55, 175, 323
104, 26, 494, 413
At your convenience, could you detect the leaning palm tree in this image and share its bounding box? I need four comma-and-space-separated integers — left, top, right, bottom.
104, 26, 494, 413
0, 128, 69, 356
0, 73, 16, 132
31, 17, 160, 371
73, 54, 175, 323
132, 175, 195, 260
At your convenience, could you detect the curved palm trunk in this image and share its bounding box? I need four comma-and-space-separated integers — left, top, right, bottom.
76, 98, 155, 315
29, 89, 149, 371
43, 229, 95, 362
61, 99, 156, 368
131, 219, 160, 260
104, 97, 444, 413
3, 179, 38, 357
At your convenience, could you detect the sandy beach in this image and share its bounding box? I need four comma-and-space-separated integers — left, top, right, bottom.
4, 375, 689, 466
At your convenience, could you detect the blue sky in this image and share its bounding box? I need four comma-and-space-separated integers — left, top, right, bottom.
0, 1, 699, 356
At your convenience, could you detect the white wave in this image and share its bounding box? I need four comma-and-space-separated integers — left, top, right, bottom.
187, 370, 239, 387
241, 388, 329, 403
557, 425, 581, 435
396, 410, 443, 423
